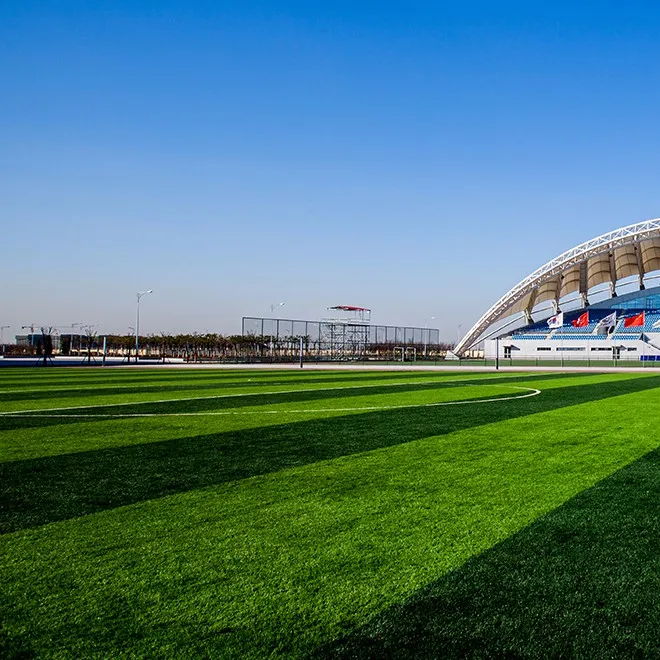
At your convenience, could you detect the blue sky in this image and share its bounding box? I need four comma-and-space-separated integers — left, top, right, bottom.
3, 1, 660, 339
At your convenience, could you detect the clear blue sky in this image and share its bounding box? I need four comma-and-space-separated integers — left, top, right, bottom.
3, 1, 660, 340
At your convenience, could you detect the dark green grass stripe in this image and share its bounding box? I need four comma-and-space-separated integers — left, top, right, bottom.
3, 375, 660, 534
319, 445, 660, 659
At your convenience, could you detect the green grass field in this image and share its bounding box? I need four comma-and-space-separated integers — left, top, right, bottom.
3, 367, 660, 658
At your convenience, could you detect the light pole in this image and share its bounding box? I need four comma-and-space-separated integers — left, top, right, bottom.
136, 290, 153, 363
457, 324, 463, 346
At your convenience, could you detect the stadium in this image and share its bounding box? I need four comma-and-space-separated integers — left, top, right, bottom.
455, 218, 660, 362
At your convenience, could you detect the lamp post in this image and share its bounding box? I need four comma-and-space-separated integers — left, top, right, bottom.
457, 324, 463, 345
135, 290, 153, 363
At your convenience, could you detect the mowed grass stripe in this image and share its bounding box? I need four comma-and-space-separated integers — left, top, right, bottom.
3, 381, 660, 658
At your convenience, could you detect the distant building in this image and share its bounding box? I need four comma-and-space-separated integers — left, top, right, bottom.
14, 334, 84, 353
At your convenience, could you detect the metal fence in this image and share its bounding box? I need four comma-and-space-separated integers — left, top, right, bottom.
242, 316, 443, 361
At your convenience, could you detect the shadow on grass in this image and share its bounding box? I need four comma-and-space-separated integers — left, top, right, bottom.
2, 375, 660, 534
318, 446, 660, 659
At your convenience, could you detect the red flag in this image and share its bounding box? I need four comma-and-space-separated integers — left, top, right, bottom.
624, 312, 645, 328
571, 312, 589, 328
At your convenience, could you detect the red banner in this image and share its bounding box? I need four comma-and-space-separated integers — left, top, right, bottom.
624, 312, 645, 328
571, 312, 589, 328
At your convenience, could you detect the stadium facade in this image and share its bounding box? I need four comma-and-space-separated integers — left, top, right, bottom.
455, 219, 660, 361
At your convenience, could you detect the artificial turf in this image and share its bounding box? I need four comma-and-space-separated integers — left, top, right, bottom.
2, 367, 660, 657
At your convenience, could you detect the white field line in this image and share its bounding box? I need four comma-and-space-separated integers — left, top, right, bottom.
1, 386, 541, 417
0, 372, 546, 404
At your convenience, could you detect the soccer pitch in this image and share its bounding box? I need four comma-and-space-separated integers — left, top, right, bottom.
3, 367, 660, 657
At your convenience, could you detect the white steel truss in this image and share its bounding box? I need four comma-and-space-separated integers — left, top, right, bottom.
455, 218, 660, 355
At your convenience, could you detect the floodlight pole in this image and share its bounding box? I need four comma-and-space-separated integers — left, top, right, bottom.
135, 290, 153, 364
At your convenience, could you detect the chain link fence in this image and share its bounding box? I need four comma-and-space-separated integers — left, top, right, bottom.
241, 316, 449, 361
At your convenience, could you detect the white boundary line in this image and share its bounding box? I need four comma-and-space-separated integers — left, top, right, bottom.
0, 386, 541, 417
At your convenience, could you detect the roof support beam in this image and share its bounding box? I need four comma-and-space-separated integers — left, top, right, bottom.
636, 244, 646, 290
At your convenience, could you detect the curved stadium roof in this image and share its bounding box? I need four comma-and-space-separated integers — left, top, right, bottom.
455, 218, 660, 355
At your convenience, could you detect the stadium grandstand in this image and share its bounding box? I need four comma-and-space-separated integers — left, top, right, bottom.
454, 218, 660, 362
